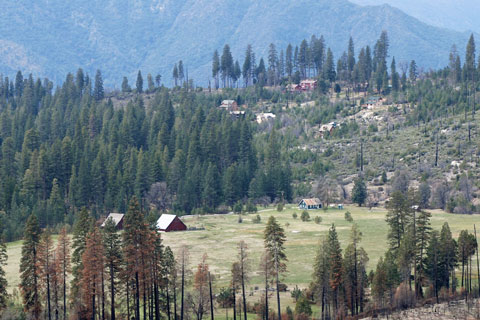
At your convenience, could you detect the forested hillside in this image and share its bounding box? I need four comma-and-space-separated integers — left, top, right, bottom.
0, 71, 292, 241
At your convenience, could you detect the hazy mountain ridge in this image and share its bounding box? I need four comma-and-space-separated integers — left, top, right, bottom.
350, 0, 480, 33
0, 0, 475, 86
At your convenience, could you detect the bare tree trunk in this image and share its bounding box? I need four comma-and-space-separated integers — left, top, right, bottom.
166, 280, 171, 320
475, 225, 480, 296
209, 272, 214, 320
110, 262, 115, 320
275, 249, 281, 320
233, 285, 236, 320
181, 260, 185, 320
101, 271, 105, 320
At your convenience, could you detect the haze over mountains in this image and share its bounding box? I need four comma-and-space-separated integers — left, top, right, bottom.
350, 0, 480, 33
0, 0, 475, 86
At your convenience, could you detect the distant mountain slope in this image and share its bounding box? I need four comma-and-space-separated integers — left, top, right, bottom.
0, 0, 474, 86
350, 0, 480, 33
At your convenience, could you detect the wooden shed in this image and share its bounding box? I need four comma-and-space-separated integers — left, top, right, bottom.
156, 214, 187, 232
101, 213, 125, 230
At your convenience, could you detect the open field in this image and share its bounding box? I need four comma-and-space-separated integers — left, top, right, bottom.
161, 205, 480, 288
4, 205, 480, 316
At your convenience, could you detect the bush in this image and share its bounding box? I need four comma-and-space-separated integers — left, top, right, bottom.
301, 210, 310, 222
291, 285, 302, 302
393, 282, 415, 309
245, 201, 257, 213
277, 203, 284, 212
344, 211, 353, 222
252, 214, 261, 224
314, 216, 322, 224
295, 296, 312, 316
233, 201, 243, 214
292, 212, 298, 219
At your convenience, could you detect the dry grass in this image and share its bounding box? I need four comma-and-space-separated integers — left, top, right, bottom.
5, 205, 480, 316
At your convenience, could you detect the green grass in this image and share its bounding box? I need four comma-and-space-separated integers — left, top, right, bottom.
5, 205, 480, 314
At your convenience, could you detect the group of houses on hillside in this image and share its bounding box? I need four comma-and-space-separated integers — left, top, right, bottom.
286, 79, 318, 92
101, 212, 187, 232
218, 99, 246, 118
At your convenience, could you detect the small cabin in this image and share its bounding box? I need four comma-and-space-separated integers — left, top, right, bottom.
101, 213, 124, 230
300, 79, 318, 91
156, 214, 187, 232
219, 100, 238, 111
299, 198, 322, 210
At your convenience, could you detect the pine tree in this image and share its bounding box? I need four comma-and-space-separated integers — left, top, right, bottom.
102, 218, 122, 320
264, 216, 287, 320
351, 176, 367, 206
122, 77, 131, 93
94, 70, 104, 101
323, 48, 336, 82
191, 254, 211, 320
38, 229, 55, 320
425, 230, 441, 303
343, 224, 368, 315
81, 227, 104, 320
122, 197, 148, 320
56, 227, 71, 320
71, 208, 93, 305
48, 178, 65, 225
147, 73, 155, 92
439, 223, 457, 291
312, 236, 331, 319
136, 70, 143, 94
212, 50, 220, 89
409, 60, 418, 82
385, 191, 411, 252
20, 214, 42, 318
415, 209, 431, 298
237, 241, 249, 320
327, 224, 343, 313
173, 64, 179, 87
0, 237, 7, 312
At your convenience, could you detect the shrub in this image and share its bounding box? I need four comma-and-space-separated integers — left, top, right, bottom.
292, 212, 298, 219
295, 296, 312, 316
291, 285, 302, 302
301, 210, 310, 222
245, 201, 257, 213
252, 214, 261, 224
277, 203, 284, 212
393, 282, 415, 309
314, 216, 322, 224
233, 201, 243, 214
344, 211, 353, 222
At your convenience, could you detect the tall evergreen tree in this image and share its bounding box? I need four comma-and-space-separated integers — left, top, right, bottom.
103, 218, 122, 320
56, 227, 71, 320
136, 70, 143, 94
71, 208, 93, 305
264, 216, 287, 320
20, 214, 42, 318
327, 224, 343, 313
94, 70, 104, 101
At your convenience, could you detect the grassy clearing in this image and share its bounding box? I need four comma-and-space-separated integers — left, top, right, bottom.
4, 206, 480, 315
162, 205, 480, 288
